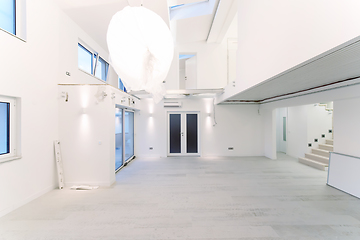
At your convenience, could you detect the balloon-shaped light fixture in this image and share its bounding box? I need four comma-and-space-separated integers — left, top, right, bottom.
107, 6, 174, 103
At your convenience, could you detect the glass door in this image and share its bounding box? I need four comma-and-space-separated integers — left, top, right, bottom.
124, 111, 134, 161
115, 107, 123, 171
168, 112, 199, 156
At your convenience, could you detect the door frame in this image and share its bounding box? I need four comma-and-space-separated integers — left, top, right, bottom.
167, 111, 201, 157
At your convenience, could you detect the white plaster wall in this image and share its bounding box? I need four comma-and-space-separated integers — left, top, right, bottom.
262, 109, 276, 160
0, 0, 61, 217
58, 85, 139, 187
264, 103, 333, 159
286, 105, 308, 159
0, 0, 121, 217
227, 0, 360, 98
136, 99, 264, 158
333, 97, 360, 157
166, 42, 228, 90
58, 11, 119, 88
185, 56, 197, 89
165, 15, 237, 90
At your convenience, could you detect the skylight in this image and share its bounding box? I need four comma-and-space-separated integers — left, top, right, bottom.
179, 54, 195, 60
169, 0, 215, 21
170, 0, 208, 9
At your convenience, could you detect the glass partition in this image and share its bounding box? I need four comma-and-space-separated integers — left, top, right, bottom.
124, 111, 134, 161
115, 107, 123, 171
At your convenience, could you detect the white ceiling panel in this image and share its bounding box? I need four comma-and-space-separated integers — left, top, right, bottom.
56, 0, 170, 51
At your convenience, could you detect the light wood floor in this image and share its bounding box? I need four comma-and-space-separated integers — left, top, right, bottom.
1, 154, 360, 239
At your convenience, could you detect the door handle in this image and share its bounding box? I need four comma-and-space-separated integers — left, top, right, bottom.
181, 132, 184, 136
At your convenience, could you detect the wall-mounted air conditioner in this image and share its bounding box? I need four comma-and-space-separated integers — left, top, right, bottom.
163, 101, 182, 107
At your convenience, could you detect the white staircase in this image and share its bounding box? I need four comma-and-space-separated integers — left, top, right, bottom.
299, 139, 333, 171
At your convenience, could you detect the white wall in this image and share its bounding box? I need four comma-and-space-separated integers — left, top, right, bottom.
232, 0, 360, 95
166, 42, 228, 90
286, 105, 308, 159
0, 0, 120, 217
262, 109, 276, 160
58, 10, 119, 88
0, 0, 61, 217
165, 15, 237, 90
58, 85, 139, 187
185, 56, 197, 89
269, 104, 333, 159
136, 99, 264, 157
307, 103, 333, 148
333, 97, 360, 157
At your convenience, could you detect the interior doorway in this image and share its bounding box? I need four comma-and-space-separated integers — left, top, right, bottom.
167, 111, 200, 156
276, 108, 288, 154
179, 53, 197, 89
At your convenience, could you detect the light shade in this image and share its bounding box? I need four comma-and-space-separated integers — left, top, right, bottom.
107, 6, 174, 103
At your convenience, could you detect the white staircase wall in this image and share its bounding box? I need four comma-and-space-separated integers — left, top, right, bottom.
307, 103, 333, 149
283, 103, 333, 159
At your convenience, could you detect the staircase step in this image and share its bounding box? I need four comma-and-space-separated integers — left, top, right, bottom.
299, 157, 328, 171
319, 143, 333, 151
311, 148, 329, 158
325, 139, 333, 145
305, 153, 329, 164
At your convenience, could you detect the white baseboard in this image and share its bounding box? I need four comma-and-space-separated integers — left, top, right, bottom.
0, 184, 57, 218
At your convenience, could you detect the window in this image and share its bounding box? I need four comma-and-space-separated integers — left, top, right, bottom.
0, 95, 19, 162
0, 102, 10, 155
78, 43, 109, 82
124, 111, 134, 161
0, 0, 16, 35
115, 107, 123, 171
78, 43, 93, 74
95, 56, 109, 81
115, 107, 134, 172
118, 78, 127, 93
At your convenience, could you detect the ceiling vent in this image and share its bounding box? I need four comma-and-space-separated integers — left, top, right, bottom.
164, 101, 182, 107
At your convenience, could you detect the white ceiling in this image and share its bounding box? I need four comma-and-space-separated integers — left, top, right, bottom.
55, 0, 237, 50
55, 0, 170, 51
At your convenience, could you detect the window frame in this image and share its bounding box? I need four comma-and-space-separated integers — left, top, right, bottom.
78, 42, 109, 82
0, 95, 20, 163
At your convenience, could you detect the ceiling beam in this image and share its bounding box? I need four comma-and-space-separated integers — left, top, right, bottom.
207, 0, 237, 43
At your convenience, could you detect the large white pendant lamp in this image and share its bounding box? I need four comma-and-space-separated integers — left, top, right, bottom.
107, 6, 174, 103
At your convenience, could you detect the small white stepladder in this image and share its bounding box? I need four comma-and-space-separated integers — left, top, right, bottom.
54, 140, 64, 190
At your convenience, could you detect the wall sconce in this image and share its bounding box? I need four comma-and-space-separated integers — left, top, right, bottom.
207, 113, 211, 117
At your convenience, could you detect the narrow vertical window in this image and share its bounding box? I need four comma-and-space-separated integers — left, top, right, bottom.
78, 43, 93, 74
283, 117, 286, 141
0, 102, 10, 155
124, 111, 134, 161
118, 78, 127, 92
0, 0, 16, 35
115, 107, 123, 171
95, 56, 109, 81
